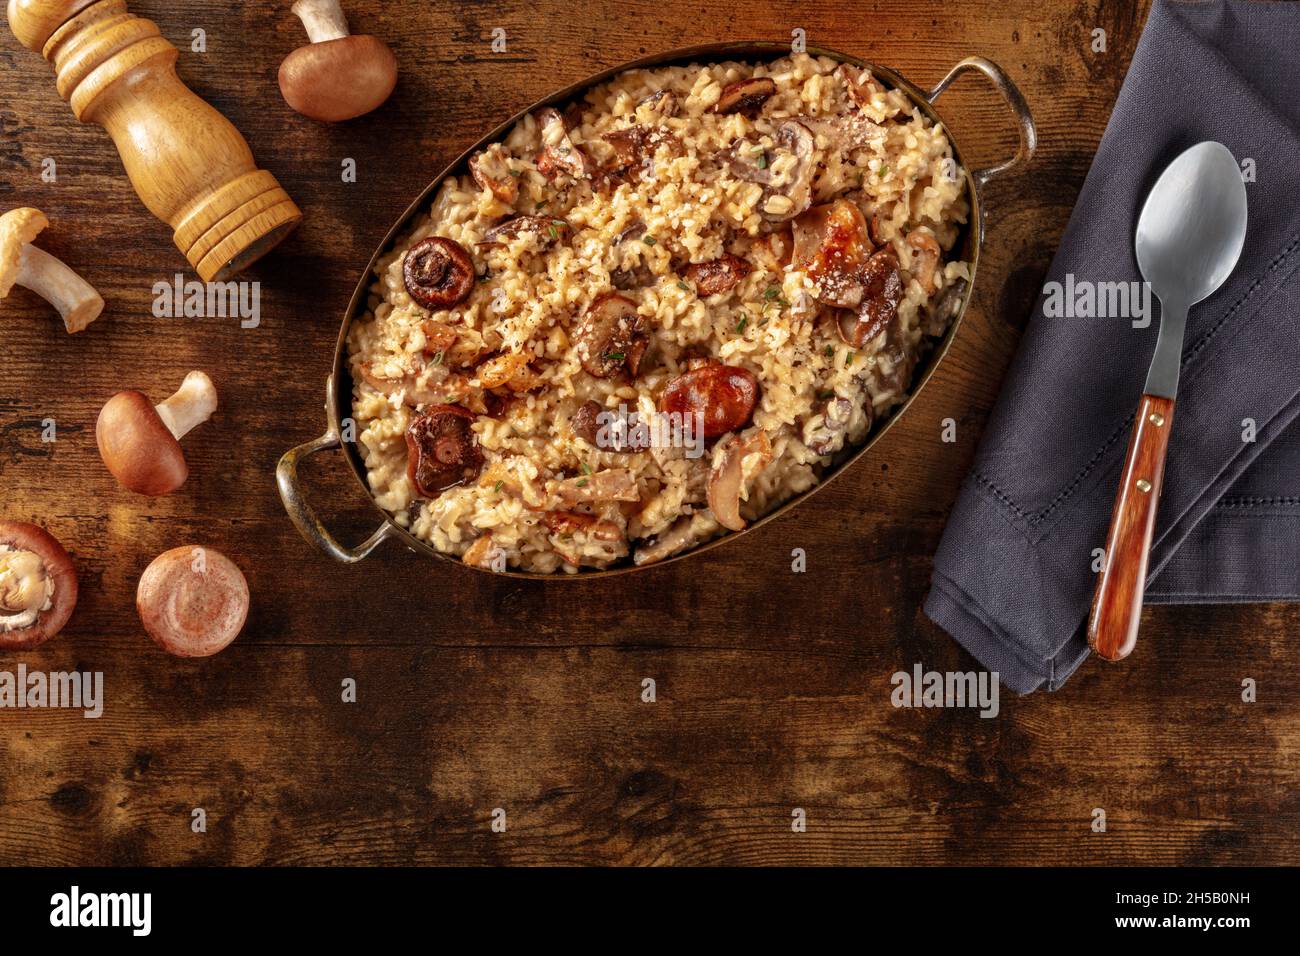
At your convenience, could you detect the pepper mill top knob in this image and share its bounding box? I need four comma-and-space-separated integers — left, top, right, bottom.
7, 0, 99, 51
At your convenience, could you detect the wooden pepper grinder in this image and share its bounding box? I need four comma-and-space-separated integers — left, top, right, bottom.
8, 0, 302, 281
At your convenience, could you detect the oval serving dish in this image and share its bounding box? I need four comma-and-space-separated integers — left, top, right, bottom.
278, 41, 1035, 577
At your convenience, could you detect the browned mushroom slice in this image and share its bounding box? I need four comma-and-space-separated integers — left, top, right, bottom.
570, 400, 651, 453
405, 404, 484, 496
837, 248, 903, 348
625, 334, 650, 376
403, 237, 476, 310
549, 468, 640, 506
633, 514, 711, 566
906, 229, 941, 294
713, 77, 777, 116
575, 292, 642, 378
542, 510, 624, 540
837, 64, 902, 119
535, 106, 605, 186
469, 143, 519, 204
659, 362, 760, 441
638, 89, 679, 118
602, 125, 681, 178
479, 215, 572, 248
707, 430, 773, 531
793, 199, 874, 308
804, 394, 861, 456
476, 352, 543, 392
683, 253, 752, 297
729, 121, 817, 222
922, 277, 968, 337
801, 111, 886, 152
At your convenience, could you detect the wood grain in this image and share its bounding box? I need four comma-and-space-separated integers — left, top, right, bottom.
2, 0, 1298, 867
1089, 394, 1174, 662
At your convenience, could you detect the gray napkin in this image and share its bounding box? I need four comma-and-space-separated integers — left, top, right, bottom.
924, 0, 1300, 693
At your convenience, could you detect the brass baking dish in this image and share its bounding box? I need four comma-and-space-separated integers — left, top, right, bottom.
277, 41, 1035, 577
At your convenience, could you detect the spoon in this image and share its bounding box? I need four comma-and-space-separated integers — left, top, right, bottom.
1088, 141, 1248, 662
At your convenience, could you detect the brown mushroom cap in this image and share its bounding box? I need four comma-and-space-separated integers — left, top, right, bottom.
406, 404, 484, 496
575, 293, 642, 378
96, 391, 188, 496
713, 77, 777, 116
137, 546, 249, 658
278, 34, 397, 122
0, 521, 77, 650
402, 237, 476, 310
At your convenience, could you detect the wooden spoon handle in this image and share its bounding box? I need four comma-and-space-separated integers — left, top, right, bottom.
1088, 394, 1175, 661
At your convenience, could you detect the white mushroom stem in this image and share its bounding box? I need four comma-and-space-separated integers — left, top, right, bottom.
292, 0, 351, 43
16, 245, 103, 332
155, 372, 218, 441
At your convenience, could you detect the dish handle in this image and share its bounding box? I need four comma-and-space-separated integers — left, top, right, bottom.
926, 56, 1036, 190
277, 423, 395, 564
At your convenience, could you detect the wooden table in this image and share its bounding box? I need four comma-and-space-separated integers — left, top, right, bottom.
2, 0, 1296, 866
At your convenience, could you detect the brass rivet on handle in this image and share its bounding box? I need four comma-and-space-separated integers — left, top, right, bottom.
1148, 412, 1165, 426
1136, 478, 1152, 493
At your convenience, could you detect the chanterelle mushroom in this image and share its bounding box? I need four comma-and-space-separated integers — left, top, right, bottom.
137, 546, 249, 658
0, 207, 104, 333
97, 371, 218, 496
279, 0, 398, 122
0, 521, 77, 650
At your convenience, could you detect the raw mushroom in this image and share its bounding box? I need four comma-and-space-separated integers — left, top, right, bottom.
97, 371, 218, 496
574, 293, 642, 378
136, 546, 249, 657
403, 237, 476, 310
0, 207, 104, 333
707, 430, 773, 531
0, 521, 77, 650
406, 404, 484, 496
713, 77, 777, 116
837, 248, 903, 349
279, 0, 398, 122
659, 362, 760, 440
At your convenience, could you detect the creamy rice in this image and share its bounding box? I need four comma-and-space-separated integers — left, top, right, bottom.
347, 53, 970, 573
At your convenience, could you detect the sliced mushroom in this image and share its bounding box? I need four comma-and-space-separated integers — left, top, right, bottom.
462, 533, 500, 569
906, 229, 941, 294
659, 362, 760, 440
570, 399, 651, 453
877, 314, 919, 397
837, 248, 903, 349
638, 89, 679, 119
837, 64, 902, 120
707, 430, 773, 531
406, 404, 484, 497
602, 125, 681, 179
713, 77, 777, 116
476, 351, 540, 391
574, 293, 642, 378
804, 394, 860, 456
792, 199, 874, 308
923, 277, 968, 337
534, 107, 604, 186
730, 121, 817, 223
0, 522, 77, 650
683, 253, 752, 297
542, 510, 624, 540
479, 215, 572, 249
633, 514, 715, 566
801, 111, 886, 152
469, 143, 519, 204
403, 237, 476, 310
547, 468, 640, 507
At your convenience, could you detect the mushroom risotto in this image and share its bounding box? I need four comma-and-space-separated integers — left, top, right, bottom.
347, 53, 970, 573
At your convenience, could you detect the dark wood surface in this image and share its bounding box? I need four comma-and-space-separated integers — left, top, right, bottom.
2, 0, 1297, 866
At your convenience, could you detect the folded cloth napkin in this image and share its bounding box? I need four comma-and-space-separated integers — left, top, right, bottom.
924, 0, 1300, 693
